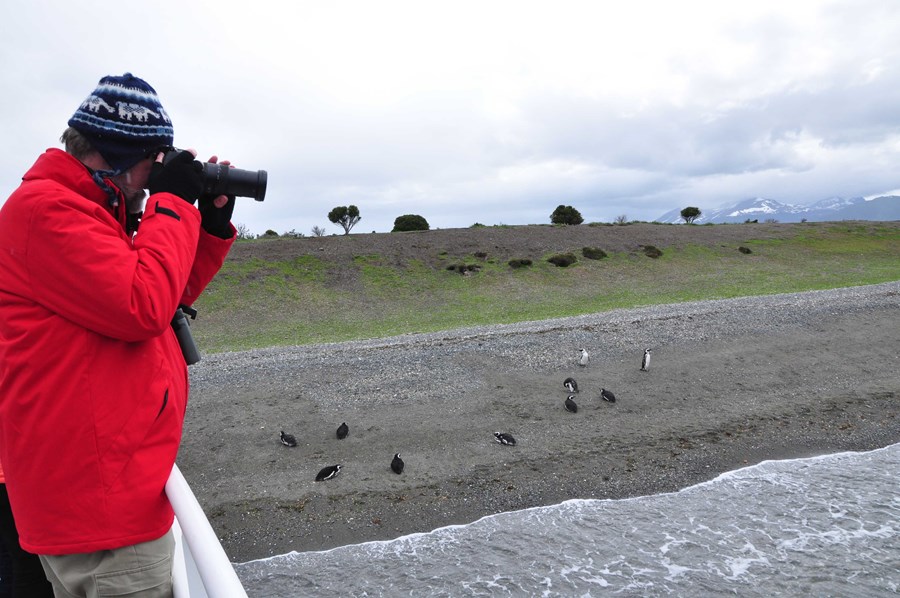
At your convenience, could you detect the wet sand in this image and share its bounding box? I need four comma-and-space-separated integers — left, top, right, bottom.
176, 283, 900, 563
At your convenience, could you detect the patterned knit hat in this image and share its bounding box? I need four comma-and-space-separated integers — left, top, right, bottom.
68, 73, 174, 173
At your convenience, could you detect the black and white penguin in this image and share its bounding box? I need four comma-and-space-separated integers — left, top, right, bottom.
641, 348, 652, 371
563, 377, 579, 393
494, 432, 517, 446
279, 431, 298, 447
315, 464, 342, 481
600, 388, 617, 403
565, 394, 578, 413
336, 422, 349, 440
579, 348, 590, 367
391, 453, 404, 474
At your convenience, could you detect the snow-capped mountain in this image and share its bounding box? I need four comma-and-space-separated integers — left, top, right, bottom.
655, 195, 900, 224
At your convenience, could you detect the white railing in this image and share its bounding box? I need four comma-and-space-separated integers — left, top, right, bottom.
166, 463, 248, 598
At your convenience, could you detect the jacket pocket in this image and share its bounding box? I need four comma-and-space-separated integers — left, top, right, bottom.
157, 389, 169, 420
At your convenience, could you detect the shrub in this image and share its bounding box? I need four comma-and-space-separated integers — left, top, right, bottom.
508, 258, 533, 269
548, 252, 577, 267
550, 205, 584, 225
447, 263, 481, 274
392, 214, 430, 232
582, 246, 608, 260
641, 245, 663, 258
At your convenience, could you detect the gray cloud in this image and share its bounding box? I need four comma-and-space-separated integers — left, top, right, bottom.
3, 1, 900, 236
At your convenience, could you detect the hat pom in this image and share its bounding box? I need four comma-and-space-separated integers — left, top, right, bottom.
68, 73, 174, 172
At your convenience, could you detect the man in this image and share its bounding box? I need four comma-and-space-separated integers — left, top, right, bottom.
0, 73, 236, 596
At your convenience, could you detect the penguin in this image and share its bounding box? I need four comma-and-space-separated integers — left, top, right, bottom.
391, 453, 404, 474
579, 348, 590, 367
600, 388, 617, 403
563, 377, 579, 393
315, 464, 342, 481
336, 422, 349, 440
565, 394, 578, 413
641, 348, 652, 371
494, 432, 517, 446
279, 431, 298, 447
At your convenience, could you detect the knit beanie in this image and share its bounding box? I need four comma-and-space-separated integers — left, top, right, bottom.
68, 73, 174, 173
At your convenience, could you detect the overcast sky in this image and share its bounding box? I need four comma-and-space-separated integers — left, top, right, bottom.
3, 1, 900, 235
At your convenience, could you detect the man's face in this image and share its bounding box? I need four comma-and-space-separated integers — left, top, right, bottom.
112, 158, 154, 213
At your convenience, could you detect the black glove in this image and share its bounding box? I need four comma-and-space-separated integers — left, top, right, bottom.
148, 150, 204, 205
198, 194, 236, 239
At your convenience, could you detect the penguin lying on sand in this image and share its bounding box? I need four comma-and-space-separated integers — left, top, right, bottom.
494, 432, 517, 446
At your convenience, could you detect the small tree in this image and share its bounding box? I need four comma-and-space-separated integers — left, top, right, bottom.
235, 223, 253, 240
327, 205, 361, 235
392, 214, 430, 232
550, 205, 584, 225
311, 225, 326, 237
680, 206, 702, 224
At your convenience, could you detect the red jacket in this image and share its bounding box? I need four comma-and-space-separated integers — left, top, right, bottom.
0, 149, 233, 554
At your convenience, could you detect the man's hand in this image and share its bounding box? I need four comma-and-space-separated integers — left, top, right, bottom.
148, 149, 203, 204
198, 155, 236, 238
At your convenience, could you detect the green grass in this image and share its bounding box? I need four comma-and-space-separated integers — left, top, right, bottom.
191, 223, 900, 352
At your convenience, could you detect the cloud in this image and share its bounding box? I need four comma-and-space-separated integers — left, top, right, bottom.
2, 0, 900, 235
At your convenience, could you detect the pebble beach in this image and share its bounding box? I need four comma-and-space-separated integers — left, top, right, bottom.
177, 282, 900, 563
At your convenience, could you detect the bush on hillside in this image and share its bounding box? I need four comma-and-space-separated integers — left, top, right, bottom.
550, 205, 584, 225
393, 214, 430, 232
446, 263, 481, 274
548, 252, 578, 267
641, 245, 663, 258
582, 246, 608, 260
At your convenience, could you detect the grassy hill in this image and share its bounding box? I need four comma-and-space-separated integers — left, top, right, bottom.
190, 221, 900, 353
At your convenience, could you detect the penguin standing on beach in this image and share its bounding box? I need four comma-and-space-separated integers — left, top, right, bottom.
494, 432, 517, 446
565, 394, 578, 413
600, 388, 617, 403
391, 453, 404, 474
336, 422, 349, 440
641, 348, 652, 372
315, 464, 342, 481
563, 377, 579, 393
279, 431, 298, 447
579, 348, 590, 367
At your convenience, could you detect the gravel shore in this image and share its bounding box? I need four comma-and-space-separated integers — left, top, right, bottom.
177, 282, 900, 563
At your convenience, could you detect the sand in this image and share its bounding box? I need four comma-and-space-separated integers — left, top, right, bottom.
176, 282, 900, 563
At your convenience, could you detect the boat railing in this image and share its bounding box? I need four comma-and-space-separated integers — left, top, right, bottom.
166, 463, 248, 598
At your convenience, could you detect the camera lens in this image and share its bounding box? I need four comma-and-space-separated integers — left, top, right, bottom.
202, 162, 267, 202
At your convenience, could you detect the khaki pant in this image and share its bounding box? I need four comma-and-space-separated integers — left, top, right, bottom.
38, 530, 174, 598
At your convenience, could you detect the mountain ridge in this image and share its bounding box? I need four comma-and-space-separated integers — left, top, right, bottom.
655, 195, 900, 224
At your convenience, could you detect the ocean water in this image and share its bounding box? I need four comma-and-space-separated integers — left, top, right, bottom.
235, 444, 900, 597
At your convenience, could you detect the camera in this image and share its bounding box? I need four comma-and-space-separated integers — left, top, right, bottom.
171, 306, 201, 365
162, 148, 267, 202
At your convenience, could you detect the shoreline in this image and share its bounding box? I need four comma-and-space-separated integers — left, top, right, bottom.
177, 282, 900, 563
238, 440, 900, 565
